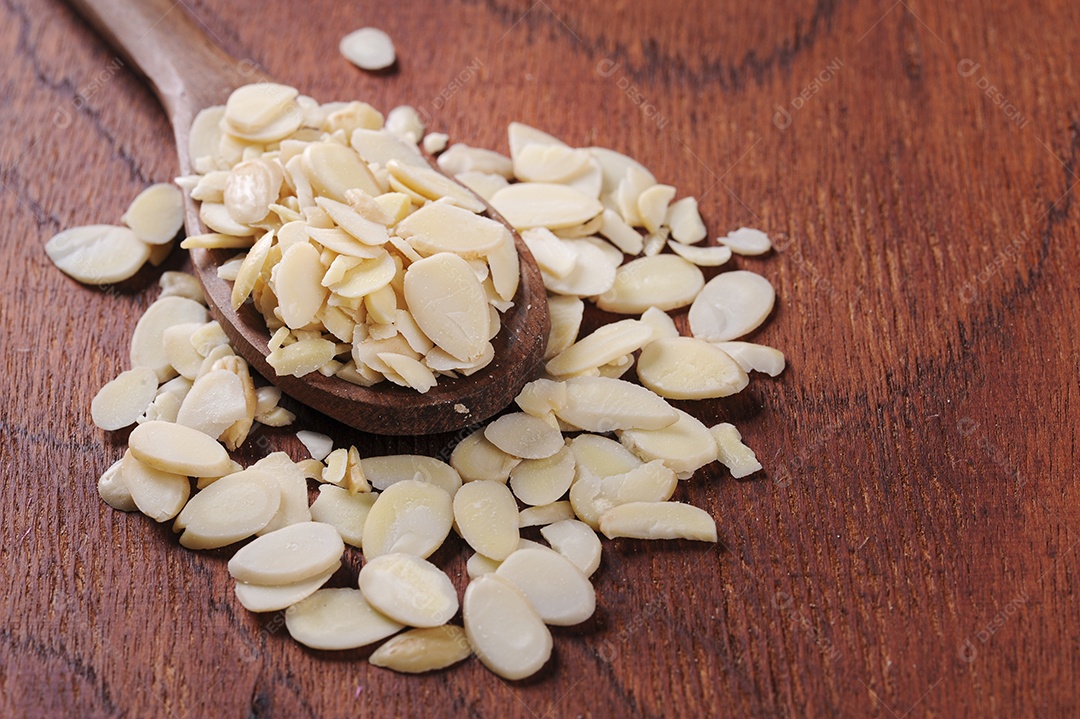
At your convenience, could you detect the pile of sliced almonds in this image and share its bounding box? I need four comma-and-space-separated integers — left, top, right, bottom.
49, 84, 787, 680
176, 83, 520, 393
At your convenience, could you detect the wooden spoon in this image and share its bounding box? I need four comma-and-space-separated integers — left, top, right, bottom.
67, 0, 550, 435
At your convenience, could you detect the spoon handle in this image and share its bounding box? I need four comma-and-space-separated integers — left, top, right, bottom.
67, 0, 257, 169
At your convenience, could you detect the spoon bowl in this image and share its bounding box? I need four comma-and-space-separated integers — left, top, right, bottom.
69, 0, 549, 435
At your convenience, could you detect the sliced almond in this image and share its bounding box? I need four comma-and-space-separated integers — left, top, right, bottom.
359, 553, 459, 628
98, 458, 137, 512
120, 450, 190, 522
464, 574, 552, 681
509, 447, 575, 507
453, 480, 520, 561
173, 468, 281, 549
713, 341, 786, 377
667, 240, 732, 267
286, 588, 404, 650
720, 227, 772, 255
545, 319, 652, 378
450, 429, 521, 482
619, 409, 718, 476
403, 253, 490, 362
495, 547, 595, 626
91, 367, 160, 431
395, 200, 509, 257
368, 625, 472, 674
540, 519, 602, 577
544, 295, 585, 359
597, 255, 704, 314
489, 182, 603, 231
598, 502, 717, 542
122, 184, 184, 245
637, 337, 749, 399
519, 500, 575, 528
228, 521, 345, 585
688, 270, 776, 342
128, 421, 233, 477
711, 423, 763, 478
554, 377, 678, 432
484, 412, 564, 460
45, 225, 150, 285
665, 196, 707, 245
362, 480, 453, 560
234, 562, 340, 613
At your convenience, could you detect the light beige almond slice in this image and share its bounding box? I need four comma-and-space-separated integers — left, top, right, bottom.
228, 521, 345, 585
302, 142, 382, 200
568, 434, 643, 478
544, 295, 585, 359
267, 337, 338, 377
484, 413, 564, 460
453, 480, 520, 561
562, 157, 603, 199
361, 455, 462, 496
509, 447, 575, 507
489, 182, 603, 231
189, 105, 225, 164
91, 367, 159, 431
200, 202, 256, 237
327, 251, 397, 298
339, 27, 396, 70
638, 307, 679, 344
162, 323, 206, 380
394, 200, 508, 257
466, 552, 502, 579
485, 231, 520, 302
252, 452, 313, 534
286, 588, 404, 651
587, 146, 657, 196
520, 227, 577, 279
378, 352, 437, 393
545, 319, 652, 378
598, 502, 717, 542
614, 165, 656, 227
668, 240, 732, 267
359, 553, 459, 628
386, 160, 485, 213
454, 171, 509, 202
224, 83, 299, 134
98, 458, 137, 512
513, 144, 591, 183
508, 122, 568, 163
689, 270, 776, 342
122, 183, 184, 245
45, 224, 150, 285
637, 337, 749, 400
120, 450, 190, 522
555, 376, 678, 432
128, 420, 232, 477
713, 341, 786, 376
720, 227, 772, 255
130, 297, 210, 381
540, 239, 617, 297
176, 369, 249, 439
438, 144, 514, 178
495, 547, 595, 626
619, 409, 718, 476
450, 429, 521, 483
519, 501, 575, 528
350, 128, 427, 168
296, 430, 333, 461
368, 625, 472, 674
636, 184, 676, 234
665, 196, 708, 244
540, 519, 602, 577
464, 574, 552, 681
173, 468, 281, 549
597, 255, 705, 314
158, 271, 205, 303
710, 423, 763, 478
385, 105, 424, 143
224, 159, 282, 225
403, 253, 490, 362
234, 561, 340, 613
362, 479, 453, 560
598, 208, 644, 255
514, 378, 567, 419
230, 231, 274, 308
309, 484, 377, 547
273, 243, 329, 329
315, 196, 390, 246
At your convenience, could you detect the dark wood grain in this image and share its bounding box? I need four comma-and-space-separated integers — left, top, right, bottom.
2, 0, 1078, 716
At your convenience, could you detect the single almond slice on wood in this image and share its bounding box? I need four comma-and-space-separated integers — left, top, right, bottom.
540, 519, 602, 577
45, 224, 150, 285
286, 588, 404, 650
713, 341, 786, 377
665, 196, 707, 245
359, 553, 459, 628
668, 240, 732, 267
91, 367, 160, 431
368, 625, 472, 674
228, 521, 345, 586
362, 479, 453, 560
619, 409, 718, 476
122, 183, 184, 245
173, 468, 281, 549
454, 480, 520, 561
361, 455, 462, 496
545, 319, 652, 378
450, 429, 521, 482
597, 255, 704, 314
720, 227, 772, 255
121, 450, 190, 522
689, 270, 776, 342
711, 423, 763, 478
234, 561, 340, 613
495, 547, 595, 626
509, 447, 575, 507
555, 377, 678, 432
484, 412, 564, 460
130, 297, 210, 381
128, 420, 233, 477
598, 501, 718, 542
464, 574, 552, 680
309, 484, 376, 547
98, 459, 137, 512
637, 337, 749, 399
395, 200, 509, 257
489, 182, 603, 231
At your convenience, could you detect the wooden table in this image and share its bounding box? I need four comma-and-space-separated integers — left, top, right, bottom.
3, 0, 1075, 716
